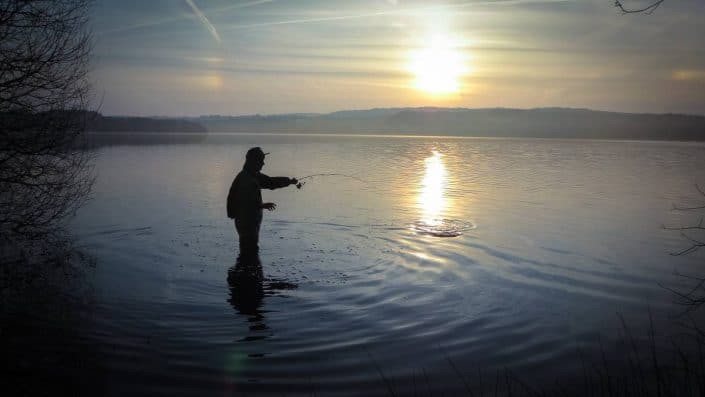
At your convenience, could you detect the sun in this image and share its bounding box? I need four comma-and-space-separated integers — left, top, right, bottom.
408, 36, 468, 95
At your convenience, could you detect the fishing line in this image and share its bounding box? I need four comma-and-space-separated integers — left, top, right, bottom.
293, 172, 378, 235
295, 173, 369, 189
293, 173, 475, 237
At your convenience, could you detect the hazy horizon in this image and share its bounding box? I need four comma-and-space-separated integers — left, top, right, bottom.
92, 0, 705, 117
99, 105, 705, 119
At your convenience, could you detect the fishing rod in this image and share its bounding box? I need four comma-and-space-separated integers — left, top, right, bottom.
295, 173, 368, 189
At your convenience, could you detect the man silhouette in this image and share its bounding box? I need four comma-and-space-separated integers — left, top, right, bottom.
227, 147, 298, 257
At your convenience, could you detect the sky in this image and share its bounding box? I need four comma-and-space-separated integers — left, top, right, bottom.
91, 0, 705, 116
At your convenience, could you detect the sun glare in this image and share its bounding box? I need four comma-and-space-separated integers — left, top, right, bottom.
202, 74, 223, 90
409, 36, 468, 95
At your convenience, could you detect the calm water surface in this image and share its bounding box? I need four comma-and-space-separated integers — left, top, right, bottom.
53, 135, 705, 394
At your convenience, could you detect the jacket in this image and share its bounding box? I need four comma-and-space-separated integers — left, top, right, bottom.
227, 168, 291, 225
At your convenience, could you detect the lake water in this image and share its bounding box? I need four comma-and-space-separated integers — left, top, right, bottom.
17, 135, 705, 395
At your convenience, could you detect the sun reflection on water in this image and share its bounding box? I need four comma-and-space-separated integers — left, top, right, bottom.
419, 150, 447, 225
413, 150, 472, 237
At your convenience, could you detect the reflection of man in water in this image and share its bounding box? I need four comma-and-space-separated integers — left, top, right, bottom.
228, 256, 265, 316
227, 253, 296, 337
227, 147, 298, 257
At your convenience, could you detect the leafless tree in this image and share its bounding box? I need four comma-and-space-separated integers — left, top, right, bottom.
614, 0, 666, 14
660, 185, 705, 311
0, 0, 94, 244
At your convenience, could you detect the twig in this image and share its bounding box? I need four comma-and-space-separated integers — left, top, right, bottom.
368, 352, 396, 397
614, 0, 665, 14
445, 353, 474, 396
670, 232, 705, 256
648, 310, 664, 397
662, 216, 704, 231
672, 184, 705, 210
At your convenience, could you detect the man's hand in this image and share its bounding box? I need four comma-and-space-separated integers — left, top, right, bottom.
262, 202, 276, 211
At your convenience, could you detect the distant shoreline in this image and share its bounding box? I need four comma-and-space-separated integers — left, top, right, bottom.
86, 131, 705, 146
89, 107, 705, 141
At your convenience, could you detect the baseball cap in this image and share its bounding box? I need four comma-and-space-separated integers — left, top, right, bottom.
246, 147, 269, 161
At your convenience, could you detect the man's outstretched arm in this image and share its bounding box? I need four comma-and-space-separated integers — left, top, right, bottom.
257, 173, 297, 190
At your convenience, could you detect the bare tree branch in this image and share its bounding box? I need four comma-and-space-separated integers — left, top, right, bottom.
662, 184, 705, 311
672, 185, 705, 211
614, 0, 666, 14
663, 184, 705, 257
660, 270, 705, 314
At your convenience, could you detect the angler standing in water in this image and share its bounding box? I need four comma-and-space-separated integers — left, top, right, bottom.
227, 147, 298, 258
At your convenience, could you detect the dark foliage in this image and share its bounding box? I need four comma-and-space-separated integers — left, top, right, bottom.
86, 112, 208, 133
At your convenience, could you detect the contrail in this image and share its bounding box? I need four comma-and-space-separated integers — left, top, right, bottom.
185, 0, 221, 43
98, 0, 275, 36
220, 0, 573, 31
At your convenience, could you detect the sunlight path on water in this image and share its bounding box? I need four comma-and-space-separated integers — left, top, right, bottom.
420, 150, 447, 224
413, 150, 472, 237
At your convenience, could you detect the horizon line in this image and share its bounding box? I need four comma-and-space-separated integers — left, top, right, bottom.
99, 105, 705, 119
